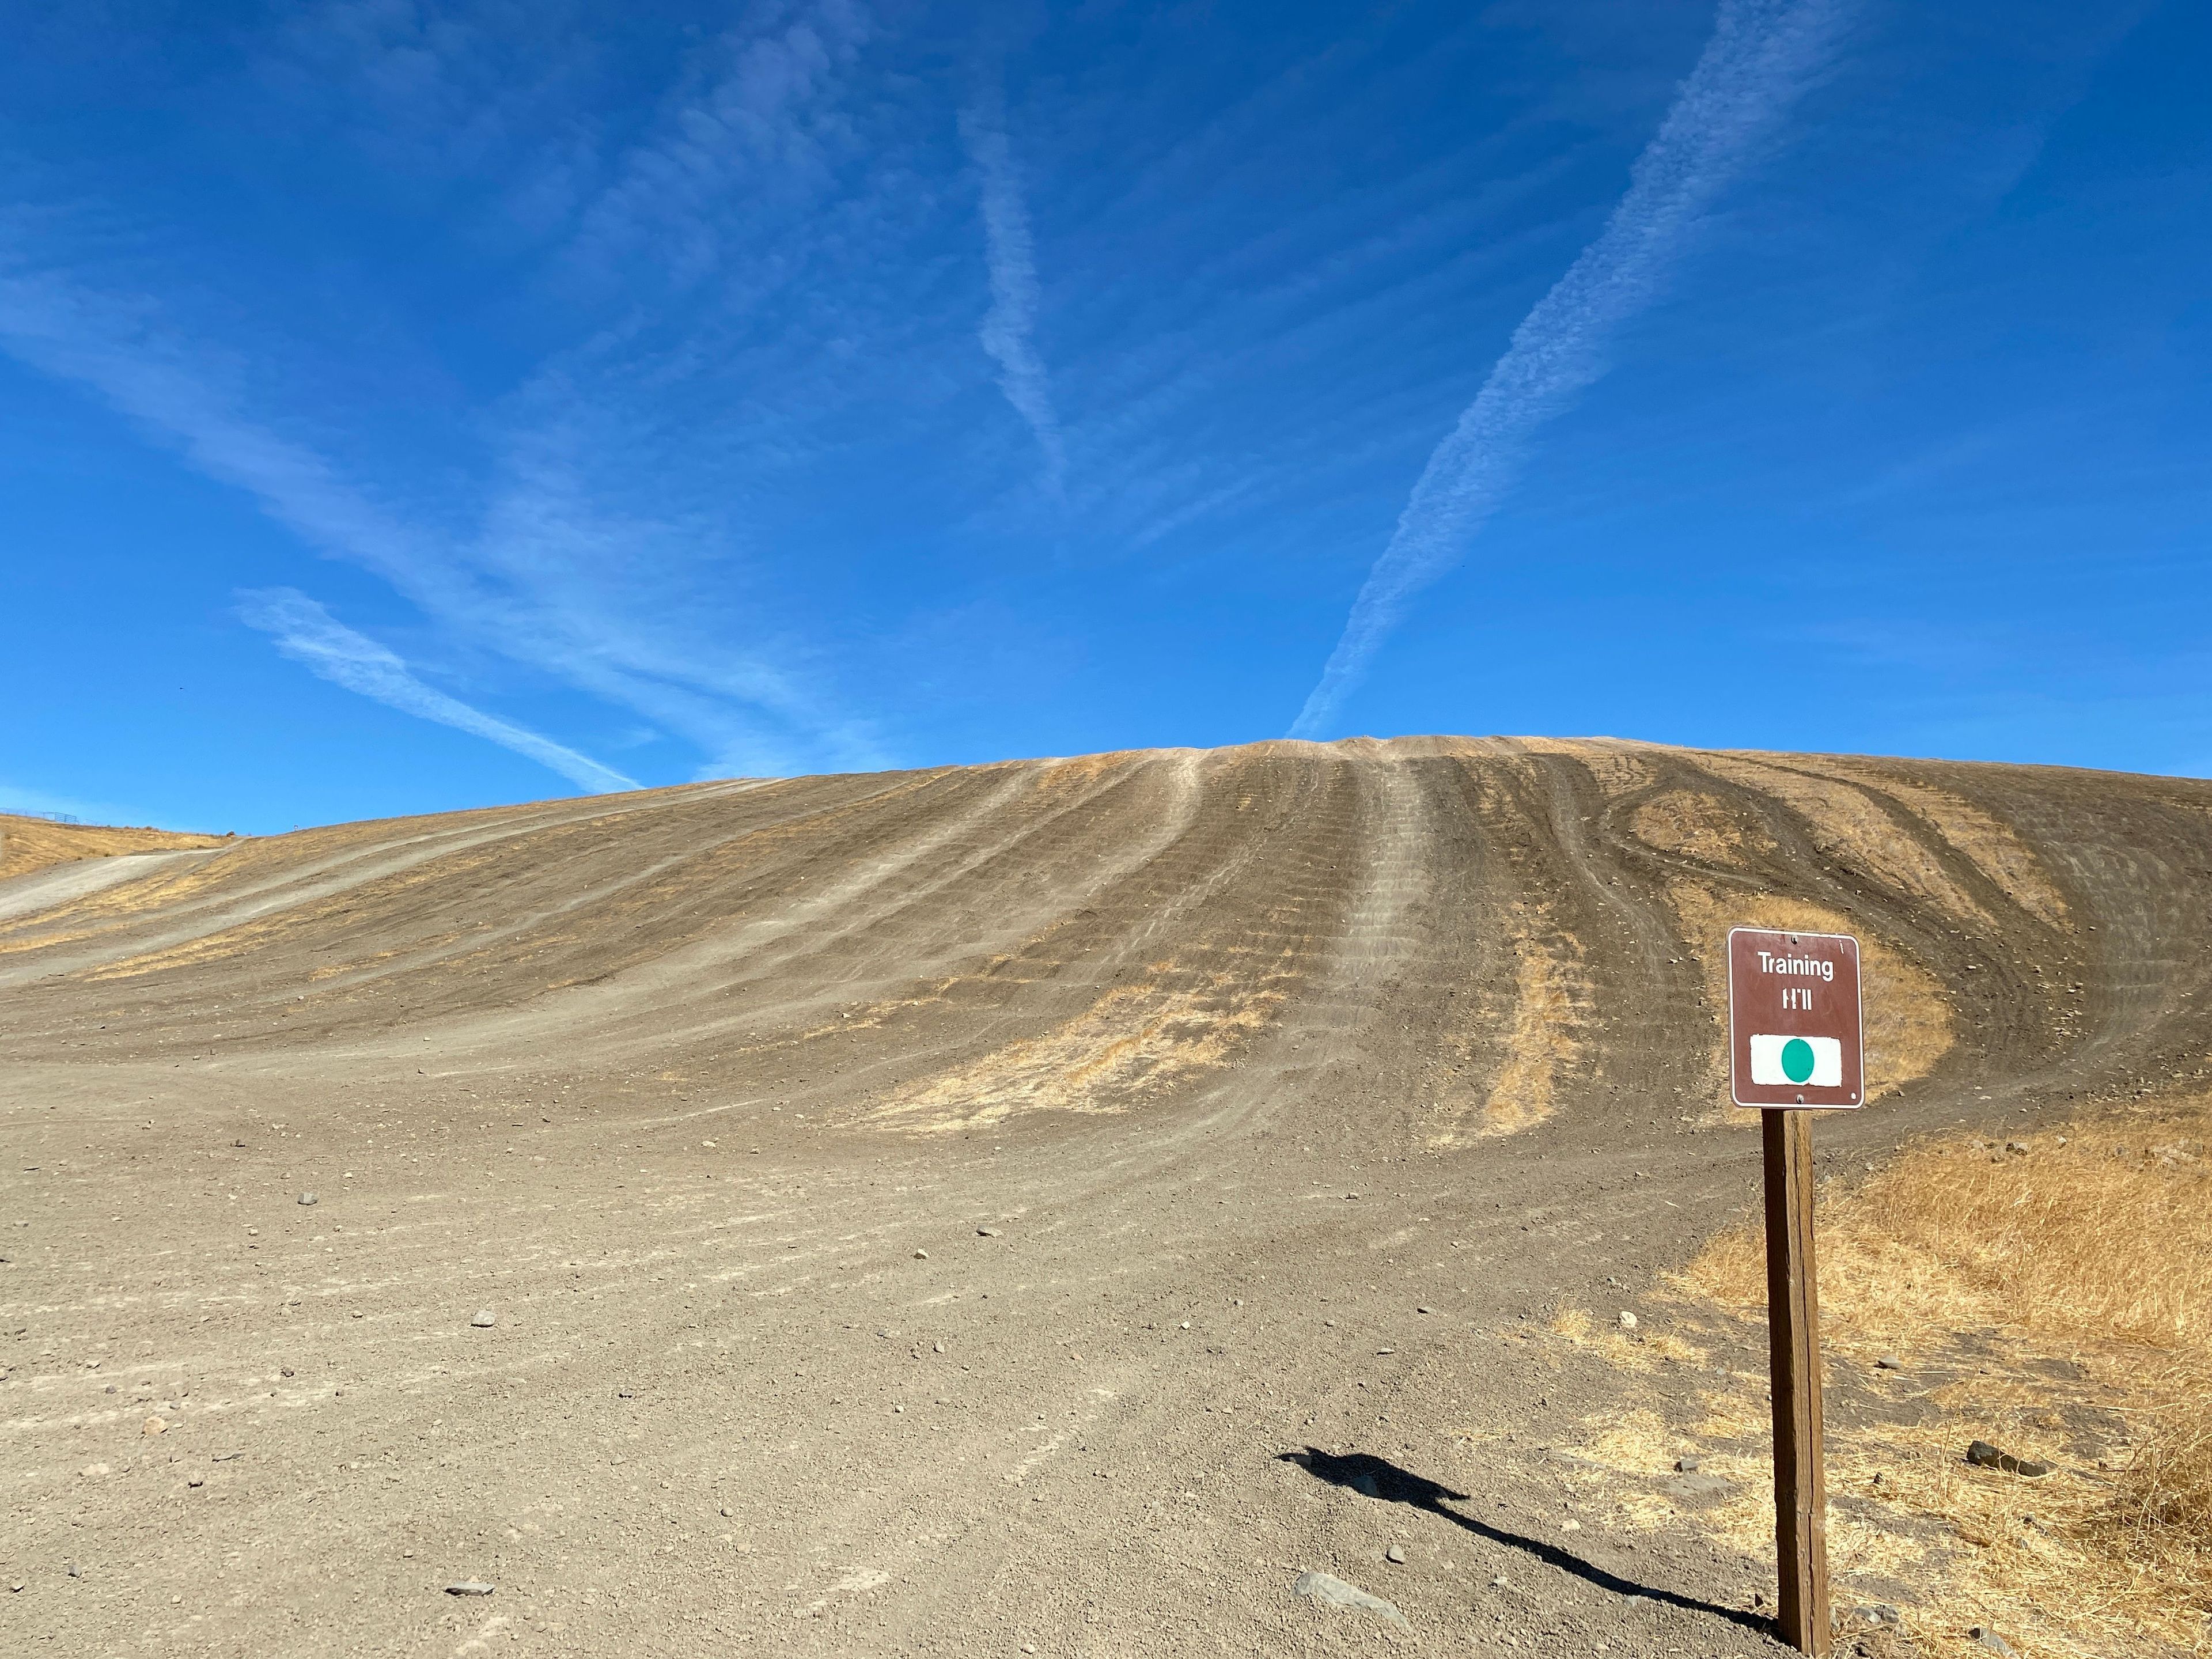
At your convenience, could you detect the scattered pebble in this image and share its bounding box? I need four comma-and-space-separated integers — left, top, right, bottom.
142, 1417, 166, 1437
445, 1581, 495, 1597
469, 1310, 497, 1329
1416, 1306, 1433, 1315
1384, 1544, 1407, 1565
977, 1228, 1000, 1237
1617, 1311, 1638, 1332
1971, 1626, 2014, 1654
1876, 1356, 1904, 1370
912, 1249, 929, 1259
1675, 1455, 1700, 1473
297, 1193, 317, 1206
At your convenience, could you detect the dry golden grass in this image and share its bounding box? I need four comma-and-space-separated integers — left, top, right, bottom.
1790, 758, 2070, 929
1671, 1100, 2212, 1656
871, 954, 1295, 1131
1454, 910, 1593, 1142
1631, 789, 1778, 868
1689, 753, 2001, 932
0, 814, 229, 884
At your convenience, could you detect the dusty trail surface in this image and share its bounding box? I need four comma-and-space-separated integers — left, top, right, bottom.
3, 737, 2206, 1656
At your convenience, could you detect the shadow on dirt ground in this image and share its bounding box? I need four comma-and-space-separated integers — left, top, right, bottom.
1279, 1446, 1777, 1638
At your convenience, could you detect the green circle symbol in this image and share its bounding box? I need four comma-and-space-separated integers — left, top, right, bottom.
1781, 1037, 1817, 1085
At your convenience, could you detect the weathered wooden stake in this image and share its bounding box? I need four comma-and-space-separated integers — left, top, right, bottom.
1763, 1106, 1830, 1655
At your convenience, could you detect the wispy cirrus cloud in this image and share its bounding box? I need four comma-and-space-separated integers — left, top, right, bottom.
238, 588, 638, 793
1290, 0, 1847, 738
0, 260, 877, 779
0, 0, 899, 786
960, 101, 1066, 498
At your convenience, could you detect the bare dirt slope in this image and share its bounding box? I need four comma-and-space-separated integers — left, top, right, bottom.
2, 737, 2206, 1657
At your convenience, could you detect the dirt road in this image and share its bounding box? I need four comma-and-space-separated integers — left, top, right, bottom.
3, 737, 2206, 1656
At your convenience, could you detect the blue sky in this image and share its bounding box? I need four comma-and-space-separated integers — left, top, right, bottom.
1, 0, 2204, 834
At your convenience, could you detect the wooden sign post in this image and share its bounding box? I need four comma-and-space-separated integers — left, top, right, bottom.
1728, 927, 1865, 1657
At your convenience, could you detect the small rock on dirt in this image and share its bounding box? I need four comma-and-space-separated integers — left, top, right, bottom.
1970, 1626, 2013, 1654
1293, 1570, 1406, 1627
297, 1192, 317, 1206
1384, 1544, 1407, 1564
1663, 1473, 1733, 1503
976, 1227, 999, 1237
1675, 1455, 1700, 1472
1876, 1355, 1903, 1370
912, 1249, 928, 1259
1617, 1310, 1638, 1331
1967, 1440, 2050, 1477
469, 1310, 497, 1329
445, 1581, 495, 1597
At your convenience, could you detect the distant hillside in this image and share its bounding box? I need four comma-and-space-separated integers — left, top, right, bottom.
0, 811, 231, 885
2, 736, 2204, 1137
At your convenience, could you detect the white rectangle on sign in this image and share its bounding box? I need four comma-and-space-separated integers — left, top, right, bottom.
1748, 1033, 1843, 1088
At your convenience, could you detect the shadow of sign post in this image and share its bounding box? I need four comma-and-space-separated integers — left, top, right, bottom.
1275, 1448, 1773, 1635
1728, 926, 1865, 1657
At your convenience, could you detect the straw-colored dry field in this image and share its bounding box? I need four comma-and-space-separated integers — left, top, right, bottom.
0, 812, 229, 884
2, 737, 2206, 1657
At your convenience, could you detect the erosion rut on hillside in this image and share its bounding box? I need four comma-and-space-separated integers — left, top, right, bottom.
2, 737, 2207, 1658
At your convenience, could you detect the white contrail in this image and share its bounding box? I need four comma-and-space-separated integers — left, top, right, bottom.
238, 589, 639, 795
960, 103, 1066, 496
1290, 0, 1844, 738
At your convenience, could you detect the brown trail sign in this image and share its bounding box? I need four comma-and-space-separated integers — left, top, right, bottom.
1727, 927, 1864, 1657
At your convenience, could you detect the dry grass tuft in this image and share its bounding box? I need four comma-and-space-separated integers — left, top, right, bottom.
871, 956, 1294, 1131
1686, 1113, 2212, 1350
1671, 1100, 2212, 1655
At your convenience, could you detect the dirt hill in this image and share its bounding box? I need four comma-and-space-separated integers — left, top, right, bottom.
2, 737, 2206, 1656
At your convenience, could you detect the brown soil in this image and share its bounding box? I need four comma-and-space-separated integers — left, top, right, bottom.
2, 736, 2206, 1657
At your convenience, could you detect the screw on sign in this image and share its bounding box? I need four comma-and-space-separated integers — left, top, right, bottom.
1727, 928, 1865, 1658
